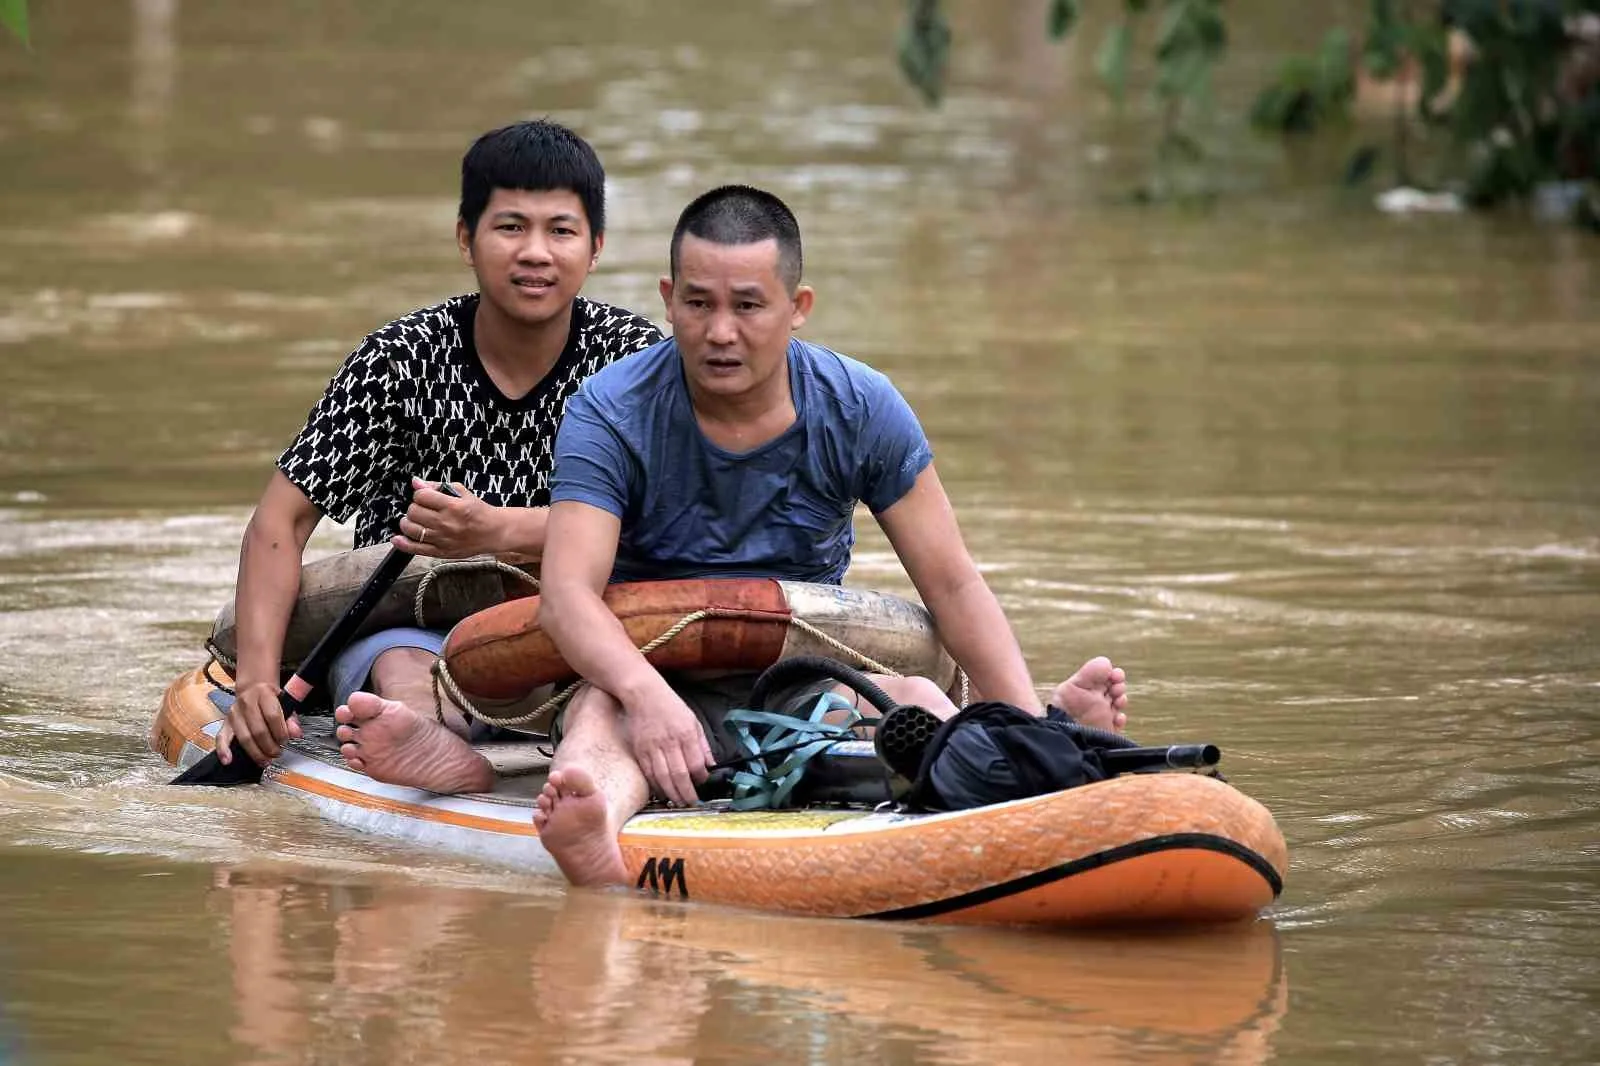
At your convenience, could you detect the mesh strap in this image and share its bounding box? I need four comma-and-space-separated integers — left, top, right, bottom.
721, 694, 864, 810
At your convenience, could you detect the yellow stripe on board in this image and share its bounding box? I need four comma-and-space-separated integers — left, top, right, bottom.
636, 810, 870, 832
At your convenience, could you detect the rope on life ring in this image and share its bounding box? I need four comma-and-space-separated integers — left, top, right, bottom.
201, 652, 236, 695
413, 558, 540, 628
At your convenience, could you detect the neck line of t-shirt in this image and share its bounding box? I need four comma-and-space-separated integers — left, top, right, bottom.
454, 293, 588, 412
681, 337, 807, 461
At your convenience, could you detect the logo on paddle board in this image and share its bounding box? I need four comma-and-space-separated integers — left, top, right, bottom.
636, 856, 688, 898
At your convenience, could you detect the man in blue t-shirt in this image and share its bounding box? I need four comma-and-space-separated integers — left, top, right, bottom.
531, 185, 1129, 887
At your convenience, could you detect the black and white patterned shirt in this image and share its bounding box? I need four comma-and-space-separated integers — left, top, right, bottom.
279, 294, 663, 548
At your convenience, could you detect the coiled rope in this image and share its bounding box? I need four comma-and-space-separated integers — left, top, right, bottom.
412, 558, 539, 629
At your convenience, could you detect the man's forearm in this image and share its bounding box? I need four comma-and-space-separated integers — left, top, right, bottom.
233, 514, 311, 688
926, 575, 1043, 714
488, 506, 549, 561
541, 585, 671, 709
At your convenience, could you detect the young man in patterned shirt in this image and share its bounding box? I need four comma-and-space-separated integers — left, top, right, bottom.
215, 120, 662, 783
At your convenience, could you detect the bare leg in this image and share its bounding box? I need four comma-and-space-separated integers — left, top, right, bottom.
333, 649, 494, 793
1050, 656, 1129, 732
853, 670, 1129, 731
370, 647, 473, 739
854, 675, 959, 721
532, 685, 647, 887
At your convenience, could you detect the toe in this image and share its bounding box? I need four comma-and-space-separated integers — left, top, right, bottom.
344, 691, 388, 723
561, 766, 597, 797
1080, 656, 1113, 684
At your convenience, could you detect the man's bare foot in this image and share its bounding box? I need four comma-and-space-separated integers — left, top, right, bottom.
534, 767, 628, 887
333, 692, 494, 794
1050, 657, 1129, 733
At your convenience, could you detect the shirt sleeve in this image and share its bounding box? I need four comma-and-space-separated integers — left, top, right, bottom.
857, 375, 934, 514
549, 384, 633, 518
276, 344, 401, 523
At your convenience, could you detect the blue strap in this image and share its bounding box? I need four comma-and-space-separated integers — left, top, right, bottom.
721, 693, 864, 810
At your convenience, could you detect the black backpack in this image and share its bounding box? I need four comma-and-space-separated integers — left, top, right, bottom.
882, 702, 1113, 812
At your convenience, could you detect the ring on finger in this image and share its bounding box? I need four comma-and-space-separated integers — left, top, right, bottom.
418, 526, 429, 543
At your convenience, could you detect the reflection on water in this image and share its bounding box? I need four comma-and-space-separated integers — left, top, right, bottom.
1, 0, 1598, 1064
522, 892, 1286, 1066
0, 853, 1289, 1066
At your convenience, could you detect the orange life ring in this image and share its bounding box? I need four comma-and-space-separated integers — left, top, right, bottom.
441, 578, 956, 701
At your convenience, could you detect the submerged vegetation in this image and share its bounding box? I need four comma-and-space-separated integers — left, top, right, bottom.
1, 0, 27, 48
899, 0, 1600, 228
1255, 0, 1600, 223
900, 0, 1229, 201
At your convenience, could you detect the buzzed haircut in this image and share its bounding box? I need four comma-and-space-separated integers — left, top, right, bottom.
458, 120, 606, 244
669, 185, 803, 293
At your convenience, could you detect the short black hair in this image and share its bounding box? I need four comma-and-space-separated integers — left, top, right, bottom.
458, 120, 605, 244
669, 185, 803, 293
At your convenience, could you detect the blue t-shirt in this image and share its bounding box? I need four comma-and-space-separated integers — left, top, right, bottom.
551, 337, 933, 584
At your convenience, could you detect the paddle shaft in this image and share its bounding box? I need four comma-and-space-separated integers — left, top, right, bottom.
278, 544, 415, 711
1101, 743, 1220, 773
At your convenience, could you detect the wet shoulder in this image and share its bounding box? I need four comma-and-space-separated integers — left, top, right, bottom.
792, 338, 898, 416
579, 335, 679, 413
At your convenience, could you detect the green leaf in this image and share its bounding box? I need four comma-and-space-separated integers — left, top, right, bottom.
1362, 0, 1404, 79
897, 0, 951, 107
1, 0, 29, 48
1155, 1, 1226, 63
1314, 27, 1354, 106
1407, 23, 1451, 123
1047, 0, 1080, 40
1155, 1, 1192, 60
1095, 20, 1134, 102
1249, 83, 1289, 131
1441, 0, 1497, 45
1194, 1, 1227, 55
1156, 46, 1211, 101
1343, 144, 1382, 185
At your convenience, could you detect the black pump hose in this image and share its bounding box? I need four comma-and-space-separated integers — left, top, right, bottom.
1058, 718, 1140, 750
748, 656, 902, 717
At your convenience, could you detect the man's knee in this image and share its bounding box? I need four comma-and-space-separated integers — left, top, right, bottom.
874, 675, 957, 716
559, 685, 623, 741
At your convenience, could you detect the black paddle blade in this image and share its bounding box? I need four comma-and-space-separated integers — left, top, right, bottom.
170, 740, 266, 786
